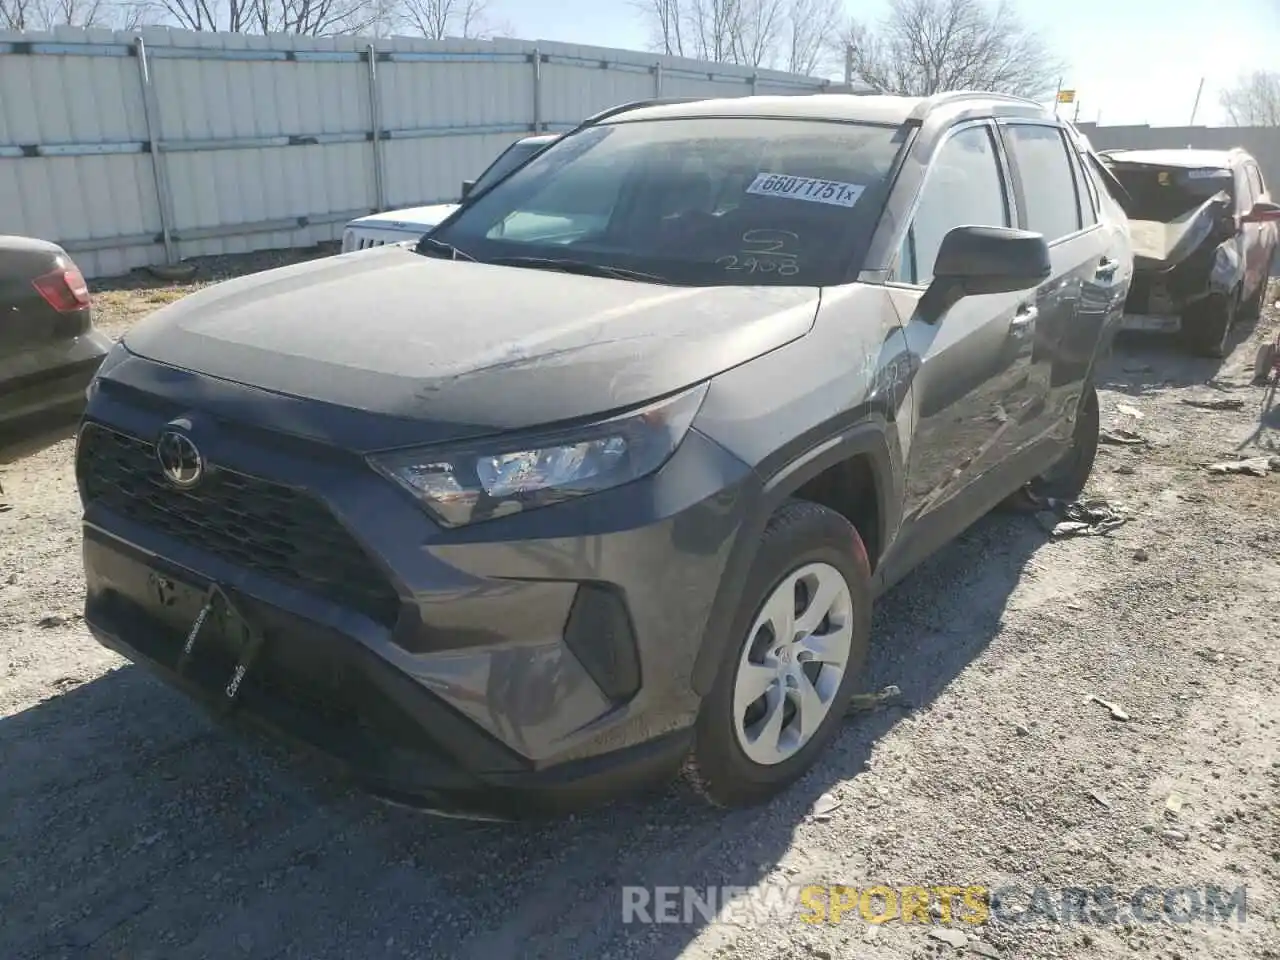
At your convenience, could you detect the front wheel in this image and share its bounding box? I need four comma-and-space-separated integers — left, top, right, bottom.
685, 500, 872, 809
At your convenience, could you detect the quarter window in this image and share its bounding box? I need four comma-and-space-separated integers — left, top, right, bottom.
1003, 124, 1083, 241
1067, 145, 1098, 226
1247, 163, 1265, 200
903, 124, 1010, 285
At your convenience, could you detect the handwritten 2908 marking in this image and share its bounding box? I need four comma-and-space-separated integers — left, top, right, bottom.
745, 173, 866, 208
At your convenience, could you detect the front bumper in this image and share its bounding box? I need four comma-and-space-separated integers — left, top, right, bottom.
84, 530, 692, 818
78, 354, 756, 816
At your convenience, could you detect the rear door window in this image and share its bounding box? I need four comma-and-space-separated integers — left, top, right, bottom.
1001, 123, 1083, 241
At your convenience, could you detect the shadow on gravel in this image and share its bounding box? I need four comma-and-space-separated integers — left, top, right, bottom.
0, 408, 78, 465
1100, 321, 1260, 395
0, 507, 1047, 960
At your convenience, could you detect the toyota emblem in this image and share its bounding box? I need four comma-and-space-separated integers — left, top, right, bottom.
156, 430, 204, 488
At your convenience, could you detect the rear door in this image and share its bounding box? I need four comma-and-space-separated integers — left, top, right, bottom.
1243, 160, 1274, 298
995, 120, 1110, 447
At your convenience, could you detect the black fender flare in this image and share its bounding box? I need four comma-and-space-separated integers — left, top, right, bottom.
689, 421, 899, 696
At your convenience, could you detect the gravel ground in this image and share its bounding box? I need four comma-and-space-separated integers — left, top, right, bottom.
2, 257, 1279, 960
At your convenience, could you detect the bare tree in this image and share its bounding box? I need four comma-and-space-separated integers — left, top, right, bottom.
782, 0, 841, 75
2, 0, 128, 28
842, 0, 1060, 99
635, 0, 685, 56
732, 0, 784, 68
0, 0, 38, 28
633, 0, 795, 69
1220, 71, 1280, 127
397, 0, 504, 39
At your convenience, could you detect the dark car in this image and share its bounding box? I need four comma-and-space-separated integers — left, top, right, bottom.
1, 236, 112, 444
77, 93, 1132, 820
1102, 147, 1280, 357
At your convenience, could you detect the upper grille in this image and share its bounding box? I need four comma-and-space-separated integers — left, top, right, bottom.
77, 423, 401, 628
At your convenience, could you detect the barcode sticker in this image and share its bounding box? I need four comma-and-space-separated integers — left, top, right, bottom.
745, 173, 865, 208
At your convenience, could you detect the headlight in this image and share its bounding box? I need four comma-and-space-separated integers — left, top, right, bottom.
368, 384, 708, 527
86, 340, 128, 400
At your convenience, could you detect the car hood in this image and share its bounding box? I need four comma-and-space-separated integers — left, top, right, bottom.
348, 204, 459, 231
122, 245, 821, 442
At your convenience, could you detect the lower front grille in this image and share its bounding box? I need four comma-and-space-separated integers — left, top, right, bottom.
77, 423, 401, 627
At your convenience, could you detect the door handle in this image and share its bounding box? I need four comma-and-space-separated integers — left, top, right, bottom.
1010, 303, 1037, 333
1096, 257, 1119, 279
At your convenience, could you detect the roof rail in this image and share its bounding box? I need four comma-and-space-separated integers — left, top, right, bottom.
908, 89, 1044, 120
574, 97, 709, 132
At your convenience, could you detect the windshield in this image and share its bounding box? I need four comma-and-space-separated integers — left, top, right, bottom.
469, 140, 551, 197
426, 117, 909, 286
1106, 163, 1233, 223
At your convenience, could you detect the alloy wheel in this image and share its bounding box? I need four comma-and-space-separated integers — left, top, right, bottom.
731, 562, 855, 766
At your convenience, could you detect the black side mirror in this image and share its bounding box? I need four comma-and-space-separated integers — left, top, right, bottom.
919, 225, 1051, 323
460, 179, 476, 199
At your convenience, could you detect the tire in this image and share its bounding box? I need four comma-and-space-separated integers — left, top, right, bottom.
685, 500, 872, 809
1179, 291, 1236, 359
1004, 383, 1100, 510
1242, 251, 1276, 322
1241, 277, 1266, 323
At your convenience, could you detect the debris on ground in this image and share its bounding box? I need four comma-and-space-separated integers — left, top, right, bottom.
1116, 403, 1145, 419
1100, 428, 1148, 446
1035, 498, 1129, 538
1164, 793, 1185, 818
1181, 397, 1246, 411
811, 792, 844, 820
1133, 547, 1150, 561
1206, 456, 1280, 477
846, 685, 905, 715
928, 927, 969, 949
1088, 694, 1131, 721
1089, 790, 1112, 807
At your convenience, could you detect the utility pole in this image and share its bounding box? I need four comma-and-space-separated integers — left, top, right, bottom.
1053, 76, 1062, 116
1189, 77, 1205, 125
1073, 99, 1080, 123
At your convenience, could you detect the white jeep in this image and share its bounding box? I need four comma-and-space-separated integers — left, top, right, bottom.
340, 134, 559, 252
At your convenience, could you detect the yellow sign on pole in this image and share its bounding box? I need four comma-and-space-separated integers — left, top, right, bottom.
1057, 89, 1076, 104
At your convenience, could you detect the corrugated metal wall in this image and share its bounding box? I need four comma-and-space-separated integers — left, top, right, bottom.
1078, 123, 1280, 197
0, 27, 837, 278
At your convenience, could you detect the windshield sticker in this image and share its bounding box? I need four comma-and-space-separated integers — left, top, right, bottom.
745, 173, 865, 208
1186, 168, 1229, 179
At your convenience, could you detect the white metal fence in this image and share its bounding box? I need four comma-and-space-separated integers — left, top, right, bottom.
0, 27, 838, 279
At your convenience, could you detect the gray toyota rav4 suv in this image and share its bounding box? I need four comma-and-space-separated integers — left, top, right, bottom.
77, 93, 1132, 819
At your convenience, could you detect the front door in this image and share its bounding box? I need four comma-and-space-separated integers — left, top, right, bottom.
887, 120, 1038, 531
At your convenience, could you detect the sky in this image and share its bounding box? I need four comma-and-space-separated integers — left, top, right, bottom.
486, 0, 1278, 128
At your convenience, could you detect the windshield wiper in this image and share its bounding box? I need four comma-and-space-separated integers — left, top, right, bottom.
417, 237, 476, 261
484, 256, 665, 283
